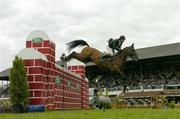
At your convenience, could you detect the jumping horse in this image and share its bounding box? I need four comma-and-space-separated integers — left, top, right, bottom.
65, 40, 138, 92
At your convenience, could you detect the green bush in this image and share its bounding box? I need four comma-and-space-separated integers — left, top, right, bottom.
104, 102, 112, 109
155, 96, 176, 109
99, 101, 112, 109
111, 95, 124, 108
0, 99, 12, 112
8, 56, 29, 107
155, 96, 168, 108
168, 101, 175, 109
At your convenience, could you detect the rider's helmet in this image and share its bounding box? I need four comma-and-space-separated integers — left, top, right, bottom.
119, 35, 125, 40
108, 38, 113, 43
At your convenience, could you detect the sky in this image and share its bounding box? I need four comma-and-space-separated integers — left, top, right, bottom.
0, 0, 180, 71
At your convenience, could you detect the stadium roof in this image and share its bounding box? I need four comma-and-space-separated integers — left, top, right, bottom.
0, 68, 10, 80
0, 68, 10, 78
136, 42, 180, 60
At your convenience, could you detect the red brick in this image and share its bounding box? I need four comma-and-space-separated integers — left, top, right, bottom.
68, 66, 71, 70
43, 40, 50, 47
29, 67, 42, 74
45, 99, 48, 105
49, 42, 54, 49
28, 75, 34, 81
29, 91, 33, 97
34, 75, 43, 81
80, 75, 85, 78
35, 59, 42, 66
41, 68, 45, 74
47, 62, 51, 68
45, 69, 49, 75
45, 84, 48, 89
30, 98, 43, 105
75, 70, 85, 74
43, 91, 46, 97
43, 61, 47, 67
46, 55, 54, 62
37, 48, 50, 54
79, 65, 85, 70
52, 58, 55, 63
26, 41, 32, 48
34, 91, 43, 97
51, 57, 54, 62
24, 59, 34, 66
46, 55, 51, 61
52, 51, 55, 56
72, 66, 78, 70
29, 83, 44, 89
54, 71, 57, 76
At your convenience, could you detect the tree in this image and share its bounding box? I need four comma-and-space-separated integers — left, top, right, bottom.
9, 56, 29, 112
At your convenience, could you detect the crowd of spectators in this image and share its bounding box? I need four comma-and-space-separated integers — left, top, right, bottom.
126, 66, 180, 89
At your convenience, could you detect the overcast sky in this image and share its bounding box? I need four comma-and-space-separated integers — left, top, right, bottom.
0, 0, 180, 71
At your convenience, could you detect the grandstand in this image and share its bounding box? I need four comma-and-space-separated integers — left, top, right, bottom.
86, 42, 180, 106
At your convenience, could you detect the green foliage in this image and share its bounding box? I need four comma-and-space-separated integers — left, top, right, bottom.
0, 99, 12, 112
175, 71, 180, 77
105, 88, 109, 97
155, 96, 176, 109
104, 102, 112, 109
111, 95, 124, 108
168, 101, 175, 109
98, 89, 103, 96
155, 96, 168, 108
8, 56, 29, 106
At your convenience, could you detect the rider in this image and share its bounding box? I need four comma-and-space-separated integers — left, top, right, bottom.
108, 35, 126, 54
100, 35, 126, 62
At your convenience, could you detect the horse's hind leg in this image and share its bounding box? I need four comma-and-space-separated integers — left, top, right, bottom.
65, 51, 86, 63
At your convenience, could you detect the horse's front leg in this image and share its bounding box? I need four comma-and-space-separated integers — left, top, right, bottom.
65, 51, 75, 61
112, 49, 115, 54
117, 70, 129, 93
65, 51, 86, 63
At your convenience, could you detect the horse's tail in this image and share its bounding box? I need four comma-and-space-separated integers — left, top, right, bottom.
66, 40, 90, 52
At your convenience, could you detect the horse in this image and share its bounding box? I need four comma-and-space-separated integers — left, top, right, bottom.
65, 40, 138, 92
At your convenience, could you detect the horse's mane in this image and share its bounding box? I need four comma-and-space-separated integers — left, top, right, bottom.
117, 46, 131, 53
66, 40, 90, 52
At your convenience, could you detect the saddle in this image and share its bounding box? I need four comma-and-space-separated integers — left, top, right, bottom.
100, 52, 113, 62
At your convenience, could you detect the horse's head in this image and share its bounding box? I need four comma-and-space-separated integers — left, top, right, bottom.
119, 43, 138, 61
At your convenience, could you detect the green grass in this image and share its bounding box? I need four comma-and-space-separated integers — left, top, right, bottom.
0, 109, 180, 119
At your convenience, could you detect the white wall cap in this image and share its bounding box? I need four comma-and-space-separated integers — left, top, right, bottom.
17, 48, 48, 61
55, 64, 81, 78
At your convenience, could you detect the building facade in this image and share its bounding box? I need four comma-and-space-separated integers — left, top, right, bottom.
16, 30, 89, 110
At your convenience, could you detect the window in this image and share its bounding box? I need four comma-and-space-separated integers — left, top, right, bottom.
67, 79, 72, 87
55, 76, 61, 86
77, 83, 80, 90
32, 37, 43, 43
